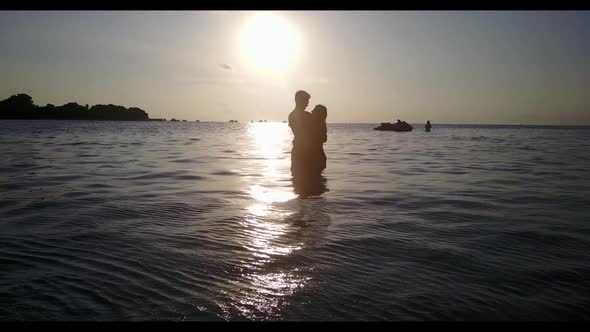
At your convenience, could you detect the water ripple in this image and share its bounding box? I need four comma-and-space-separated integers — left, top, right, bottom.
1, 121, 590, 320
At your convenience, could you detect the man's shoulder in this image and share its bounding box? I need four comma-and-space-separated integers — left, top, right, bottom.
290, 110, 312, 118
289, 110, 312, 125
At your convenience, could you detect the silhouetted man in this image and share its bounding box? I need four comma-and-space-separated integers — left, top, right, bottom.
288, 90, 312, 177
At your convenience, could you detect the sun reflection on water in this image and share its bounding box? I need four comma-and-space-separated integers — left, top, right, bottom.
221, 122, 314, 320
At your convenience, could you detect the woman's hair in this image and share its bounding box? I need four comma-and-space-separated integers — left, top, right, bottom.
312, 104, 327, 120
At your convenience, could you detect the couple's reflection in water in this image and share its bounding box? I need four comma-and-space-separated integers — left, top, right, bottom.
286, 173, 330, 230
291, 173, 329, 199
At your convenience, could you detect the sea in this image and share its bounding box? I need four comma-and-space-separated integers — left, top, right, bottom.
1, 120, 589, 320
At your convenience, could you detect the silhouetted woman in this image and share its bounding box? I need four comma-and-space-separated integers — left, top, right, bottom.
311, 105, 327, 173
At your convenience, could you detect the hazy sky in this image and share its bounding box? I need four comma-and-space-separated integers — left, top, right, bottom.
1, 11, 589, 124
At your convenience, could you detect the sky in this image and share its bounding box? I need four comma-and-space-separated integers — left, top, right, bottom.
1, 11, 589, 124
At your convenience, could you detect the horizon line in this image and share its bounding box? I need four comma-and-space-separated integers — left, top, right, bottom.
3, 119, 589, 127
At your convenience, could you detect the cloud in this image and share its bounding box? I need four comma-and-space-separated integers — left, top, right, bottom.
219, 63, 232, 71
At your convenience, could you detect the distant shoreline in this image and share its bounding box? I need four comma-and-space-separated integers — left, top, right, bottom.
0, 116, 150, 121
2, 94, 588, 126
0, 93, 150, 121
1, 119, 588, 128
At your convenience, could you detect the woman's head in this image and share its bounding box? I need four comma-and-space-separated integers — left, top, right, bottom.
312, 104, 327, 120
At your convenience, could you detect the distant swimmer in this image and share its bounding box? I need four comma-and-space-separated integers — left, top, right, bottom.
425, 120, 432, 132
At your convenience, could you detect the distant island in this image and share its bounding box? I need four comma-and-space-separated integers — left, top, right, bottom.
0, 93, 150, 121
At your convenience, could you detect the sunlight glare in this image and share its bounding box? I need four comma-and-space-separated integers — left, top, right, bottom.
240, 12, 298, 73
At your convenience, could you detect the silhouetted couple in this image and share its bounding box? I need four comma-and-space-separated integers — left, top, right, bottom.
288, 90, 327, 180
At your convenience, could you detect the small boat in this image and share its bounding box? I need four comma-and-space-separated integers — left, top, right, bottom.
374, 121, 413, 132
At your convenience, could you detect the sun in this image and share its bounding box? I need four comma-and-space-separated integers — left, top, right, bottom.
240, 12, 298, 73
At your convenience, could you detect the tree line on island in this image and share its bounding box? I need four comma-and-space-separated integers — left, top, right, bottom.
0, 93, 150, 121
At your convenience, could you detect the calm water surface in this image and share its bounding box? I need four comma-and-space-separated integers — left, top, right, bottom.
1, 120, 589, 320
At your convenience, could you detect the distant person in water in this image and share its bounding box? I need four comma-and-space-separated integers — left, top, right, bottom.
425, 120, 432, 132
288, 90, 328, 177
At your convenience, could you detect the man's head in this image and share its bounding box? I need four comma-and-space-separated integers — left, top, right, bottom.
295, 90, 311, 109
